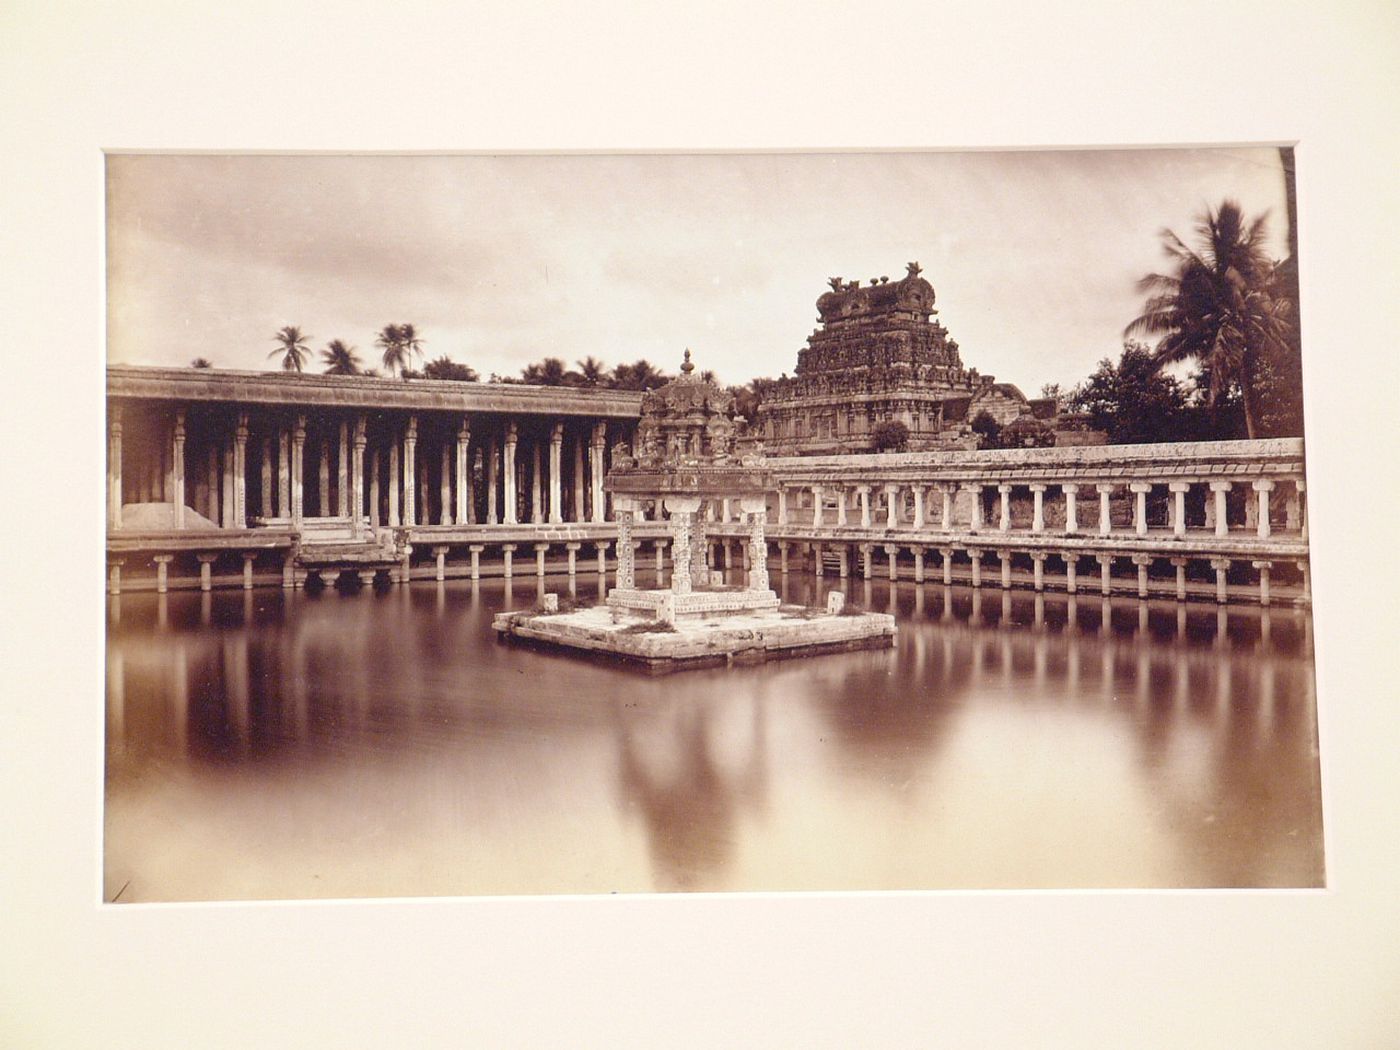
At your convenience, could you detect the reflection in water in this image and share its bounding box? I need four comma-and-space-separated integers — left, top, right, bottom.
104, 576, 1323, 901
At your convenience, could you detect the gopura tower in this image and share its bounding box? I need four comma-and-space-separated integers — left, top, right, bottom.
756, 262, 1037, 455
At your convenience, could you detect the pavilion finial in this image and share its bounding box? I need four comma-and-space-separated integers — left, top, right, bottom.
906, 261, 922, 278
680, 348, 695, 375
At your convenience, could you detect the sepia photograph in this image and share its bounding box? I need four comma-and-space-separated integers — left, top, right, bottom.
104, 147, 1321, 901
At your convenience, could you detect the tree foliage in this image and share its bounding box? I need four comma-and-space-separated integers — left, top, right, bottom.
970, 410, 1003, 449
375, 323, 425, 377
871, 419, 910, 452
1125, 200, 1298, 438
422, 356, 479, 382
269, 326, 310, 373
320, 339, 362, 375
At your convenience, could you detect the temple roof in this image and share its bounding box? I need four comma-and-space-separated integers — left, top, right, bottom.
815, 261, 937, 323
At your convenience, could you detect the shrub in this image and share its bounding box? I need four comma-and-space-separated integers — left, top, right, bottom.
871, 419, 910, 452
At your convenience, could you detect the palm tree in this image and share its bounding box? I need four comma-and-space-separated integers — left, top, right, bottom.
320, 339, 362, 375
612, 359, 668, 391
1125, 200, 1293, 438
269, 326, 311, 373
521, 357, 569, 385
376, 323, 426, 377
576, 356, 608, 386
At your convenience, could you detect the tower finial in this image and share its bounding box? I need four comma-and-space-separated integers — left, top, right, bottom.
680, 348, 695, 375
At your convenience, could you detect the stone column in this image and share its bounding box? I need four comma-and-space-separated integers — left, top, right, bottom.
282, 552, 296, 590
1253, 560, 1273, 606
653, 538, 667, 576
439, 445, 452, 525
455, 418, 472, 526
835, 487, 848, 527
1170, 557, 1189, 601
260, 438, 273, 518
812, 543, 823, 577
810, 485, 825, 528
487, 436, 499, 524
912, 487, 925, 529
1209, 481, 1231, 538
860, 544, 873, 579
572, 436, 585, 523
278, 426, 290, 517
338, 422, 350, 517
1030, 552, 1047, 592
742, 497, 769, 591
858, 485, 872, 528
1064, 553, 1079, 594
913, 548, 925, 583
369, 448, 381, 528
197, 553, 217, 592
501, 543, 517, 579
965, 484, 982, 532
1211, 558, 1231, 604
1130, 482, 1151, 537
108, 405, 123, 530
468, 544, 484, 580
503, 423, 518, 524
778, 541, 789, 574
351, 416, 367, 538
234, 413, 249, 527
317, 439, 330, 519
837, 546, 850, 578
1132, 554, 1152, 598
172, 408, 187, 528
939, 548, 953, 586
615, 508, 635, 589
1096, 484, 1115, 537
403, 416, 418, 527
777, 487, 788, 526
1063, 483, 1079, 534
997, 551, 1012, 589
941, 486, 953, 531
565, 542, 581, 576
1296, 479, 1307, 540
534, 543, 549, 577
1170, 482, 1190, 538
1096, 554, 1113, 596
206, 446, 219, 522
596, 541, 610, 579
389, 438, 400, 526
433, 545, 449, 581
1299, 558, 1310, 602
884, 544, 899, 581
549, 424, 564, 523
153, 554, 174, 595
667, 511, 694, 596
242, 552, 257, 590
291, 415, 306, 527
998, 484, 1012, 532
1030, 484, 1046, 533
1253, 480, 1276, 539
222, 442, 235, 528
531, 440, 543, 524
885, 484, 900, 529
590, 423, 607, 523
969, 549, 982, 588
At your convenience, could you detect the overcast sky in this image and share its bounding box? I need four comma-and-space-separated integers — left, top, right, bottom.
106, 148, 1291, 393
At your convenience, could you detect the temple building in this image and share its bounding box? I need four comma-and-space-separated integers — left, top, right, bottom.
756, 262, 1057, 455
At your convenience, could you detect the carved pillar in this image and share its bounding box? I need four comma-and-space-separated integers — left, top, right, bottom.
565, 541, 581, 576
278, 426, 290, 517
1095, 554, 1113, 596
469, 544, 484, 580
351, 416, 367, 538
172, 408, 187, 528
1253, 560, 1273, 606
858, 485, 872, 528
1253, 480, 1276, 539
549, 423, 564, 523
531, 439, 543, 524
534, 543, 549, 577
388, 438, 400, 526
810, 485, 825, 528
572, 434, 585, 523
664, 497, 701, 596
1063, 483, 1079, 534
1209, 481, 1231, 538
969, 548, 982, 588
884, 544, 899, 582
1132, 553, 1152, 598
260, 437, 272, 518
964, 484, 982, 532
998, 484, 1012, 532
941, 486, 953, 531
777, 487, 788, 526
860, 544, 873, 579
317, 439, 330, 519
590, 422, 607, 523
291, 415, 306, 527
615, 508, 635, 589
338, 421, 349, 517
1030, 484, 1046, 533
487, 436, 499, 524
222, 441, 234, 528
1211, 558, 1231, 604
885, 484, 900, 529
596, 541, 610, 579
913, 548, 925, 583
403, 415, 417, 527
1170, 557, 1188, 601
456, 418, 471, 526
440, 444, 452, 525
108, 405, 123, 530
1064, 552, 1080, 594
912, 487, 925, 529
997, 550, 1012, 589
940, 548, 953, 586
1030, 552, 1047, 592
503, 422, 518, 525
1096, 483, 1115, 537
501, 544, 516, 579
835, 487, 848, 527
234, 412, 248, 527
369, 448, 381, 528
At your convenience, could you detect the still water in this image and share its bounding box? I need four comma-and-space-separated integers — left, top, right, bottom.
104, 571, 1323, 900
